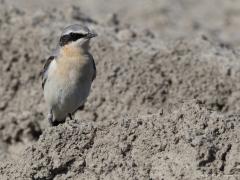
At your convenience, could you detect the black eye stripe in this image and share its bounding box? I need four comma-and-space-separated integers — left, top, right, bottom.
70, 33, 86, 40
59, 33, 87, 46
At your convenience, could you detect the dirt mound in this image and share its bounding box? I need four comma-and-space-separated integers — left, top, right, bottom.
1, 101, 239, 179
0, 2, 240, 180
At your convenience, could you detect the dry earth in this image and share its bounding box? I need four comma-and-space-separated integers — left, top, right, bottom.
0, 0, 240, 179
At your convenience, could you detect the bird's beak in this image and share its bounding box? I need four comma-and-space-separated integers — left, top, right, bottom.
87, 31, 98, 38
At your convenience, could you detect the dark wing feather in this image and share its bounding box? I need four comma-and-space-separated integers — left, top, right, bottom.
88, 53, 96, 81
92, 58, 96, 81
40, 56, 55, 89
86, 53, 96, 81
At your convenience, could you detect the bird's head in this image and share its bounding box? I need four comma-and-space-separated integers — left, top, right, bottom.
59, 24, 97, 49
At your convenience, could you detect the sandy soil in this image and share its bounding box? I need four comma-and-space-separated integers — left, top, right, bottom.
0, 0, 240, 179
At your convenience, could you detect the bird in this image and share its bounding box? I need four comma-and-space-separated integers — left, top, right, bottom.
40, 24, 97, 126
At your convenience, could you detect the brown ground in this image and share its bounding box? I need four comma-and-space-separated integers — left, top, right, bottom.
0, 0, 240, 179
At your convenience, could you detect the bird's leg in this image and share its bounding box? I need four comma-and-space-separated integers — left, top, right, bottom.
48, 110, 63, 126
48, 110, 54, 126
68, 113, 73, 120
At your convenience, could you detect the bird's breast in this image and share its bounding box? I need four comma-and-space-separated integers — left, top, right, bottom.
56, 48, 92, 81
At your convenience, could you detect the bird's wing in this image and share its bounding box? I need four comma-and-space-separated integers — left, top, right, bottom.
89, 53, 96, 81
92, 58, 96, 81
40, 55, 55, 89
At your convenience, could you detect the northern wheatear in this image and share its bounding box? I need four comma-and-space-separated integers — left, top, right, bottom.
41, 24, 97, 126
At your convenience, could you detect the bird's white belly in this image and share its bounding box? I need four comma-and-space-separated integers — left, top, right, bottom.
44, 72, 92, 120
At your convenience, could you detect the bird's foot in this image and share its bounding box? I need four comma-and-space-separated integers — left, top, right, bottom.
50, 120, 65, 126
48, 114, 65, 126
